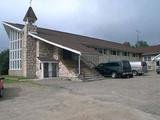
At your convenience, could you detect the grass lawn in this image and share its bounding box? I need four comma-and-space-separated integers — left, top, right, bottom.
3, 76, 30, 84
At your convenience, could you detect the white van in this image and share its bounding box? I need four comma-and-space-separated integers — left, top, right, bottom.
129, 61, 147, 76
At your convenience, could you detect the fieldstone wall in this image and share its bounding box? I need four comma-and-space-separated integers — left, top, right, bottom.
53, 48, 77, 77
9, 70, 23, 77
21, 24, 37, 78
59, 61, 77, 77
35, 41, 77, 78
39, 41, 53, 58
26, 36, 37, 78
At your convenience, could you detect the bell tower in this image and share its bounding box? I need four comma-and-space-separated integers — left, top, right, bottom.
23, 6, 38, 34
22, 4, 38, 78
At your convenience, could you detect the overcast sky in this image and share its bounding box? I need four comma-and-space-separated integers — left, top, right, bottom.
0, 0, 160, 51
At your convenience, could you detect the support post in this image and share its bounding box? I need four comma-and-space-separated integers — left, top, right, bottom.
78, 55, 81, 75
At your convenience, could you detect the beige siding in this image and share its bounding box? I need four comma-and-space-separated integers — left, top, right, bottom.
99, 54, 141, 64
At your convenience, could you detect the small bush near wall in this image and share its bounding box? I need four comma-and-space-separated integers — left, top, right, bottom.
0, 49, 9, 75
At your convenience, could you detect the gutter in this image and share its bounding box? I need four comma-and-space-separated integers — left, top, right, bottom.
29, 33, 81, 55
2, 21, 22, 32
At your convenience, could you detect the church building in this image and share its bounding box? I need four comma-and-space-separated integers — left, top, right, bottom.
2, 6, 160, 80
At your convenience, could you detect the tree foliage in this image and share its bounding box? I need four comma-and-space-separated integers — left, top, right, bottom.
135, 40, 149, 48
0, 49, 9, 75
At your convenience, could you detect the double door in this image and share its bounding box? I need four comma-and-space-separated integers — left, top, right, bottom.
44, 63, 57, 78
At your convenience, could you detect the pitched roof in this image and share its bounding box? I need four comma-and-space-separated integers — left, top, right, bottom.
4, 22, 142, 55
137, 45, 160, 55
23, 7, 37, 23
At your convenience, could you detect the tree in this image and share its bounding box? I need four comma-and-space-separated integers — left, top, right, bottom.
123, 42, 131, 47
0, 49, 9, 75
135, 40, 149, 48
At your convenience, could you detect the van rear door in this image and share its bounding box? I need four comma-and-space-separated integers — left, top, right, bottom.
142, 62, 147, 73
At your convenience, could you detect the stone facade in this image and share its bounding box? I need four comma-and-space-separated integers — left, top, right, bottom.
35, 41, 77, 79
52, 47, 77, 78
39, 41, 54, 58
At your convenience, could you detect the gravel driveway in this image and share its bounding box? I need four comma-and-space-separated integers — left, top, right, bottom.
0, 72, 160, 120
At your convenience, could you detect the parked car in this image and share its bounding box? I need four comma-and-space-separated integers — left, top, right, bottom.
156, 61, 160, 74
130, 61, 148, 76
95, 60, 133, 78
0, 77, 4, 97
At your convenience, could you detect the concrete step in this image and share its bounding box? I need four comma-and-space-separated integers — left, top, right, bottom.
83, 75, 105, 82
83, 77, 105, 82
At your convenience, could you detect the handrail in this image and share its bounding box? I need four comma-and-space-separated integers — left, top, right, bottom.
81, 56, 97, 68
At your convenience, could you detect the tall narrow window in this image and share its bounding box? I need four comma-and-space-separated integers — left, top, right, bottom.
9, 29, 22, 70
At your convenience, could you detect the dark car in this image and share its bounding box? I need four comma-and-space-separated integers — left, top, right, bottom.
0, 77, 4, 97
95, 60, 133, 78
156, 66, 160, 74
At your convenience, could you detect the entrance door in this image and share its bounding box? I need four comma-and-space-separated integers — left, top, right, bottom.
43, 63, 57, 78
44, 63, 49, 78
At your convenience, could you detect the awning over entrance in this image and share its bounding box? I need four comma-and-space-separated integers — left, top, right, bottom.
37, 57, 59, 63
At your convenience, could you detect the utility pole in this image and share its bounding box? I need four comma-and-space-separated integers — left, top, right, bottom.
136, 30, 141, 41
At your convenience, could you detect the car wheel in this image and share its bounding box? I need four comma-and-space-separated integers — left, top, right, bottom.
111, 72, 117, 78
157, 72, 160, 74
129, 74, 133, 78
0, 89, 4, 97
132, 70, 138, 76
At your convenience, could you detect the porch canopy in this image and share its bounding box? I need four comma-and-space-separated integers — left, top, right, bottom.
37, 57, 59, 63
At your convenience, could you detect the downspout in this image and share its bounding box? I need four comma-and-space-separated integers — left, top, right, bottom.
78, 55, 81, 76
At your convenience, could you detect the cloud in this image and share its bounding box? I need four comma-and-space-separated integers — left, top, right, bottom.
0, 0, 160, 51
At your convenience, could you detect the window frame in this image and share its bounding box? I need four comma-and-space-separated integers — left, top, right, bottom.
9, 29, 22, 70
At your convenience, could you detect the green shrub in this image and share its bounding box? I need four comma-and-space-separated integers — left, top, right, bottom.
0, 49, 9, 75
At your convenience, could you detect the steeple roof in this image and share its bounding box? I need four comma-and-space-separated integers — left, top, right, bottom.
23, 7, 37, 23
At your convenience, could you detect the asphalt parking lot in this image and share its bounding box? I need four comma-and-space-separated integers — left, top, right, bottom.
0, 72, 160, 120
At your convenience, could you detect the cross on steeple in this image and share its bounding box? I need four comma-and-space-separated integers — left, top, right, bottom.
30, 0, 33, 6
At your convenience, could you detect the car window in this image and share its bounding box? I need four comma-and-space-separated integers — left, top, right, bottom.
109, 62, 120, 66
105, 63, 110, 66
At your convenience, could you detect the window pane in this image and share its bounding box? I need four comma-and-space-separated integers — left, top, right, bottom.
148, 56, 151, 61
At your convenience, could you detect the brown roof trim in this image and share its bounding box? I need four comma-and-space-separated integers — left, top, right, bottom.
137, 45, 160, 55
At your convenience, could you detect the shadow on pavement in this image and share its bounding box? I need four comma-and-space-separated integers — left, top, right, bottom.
0, 87, 22, 101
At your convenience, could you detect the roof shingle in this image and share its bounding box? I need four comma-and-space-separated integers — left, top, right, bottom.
5, 22, 144, 54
